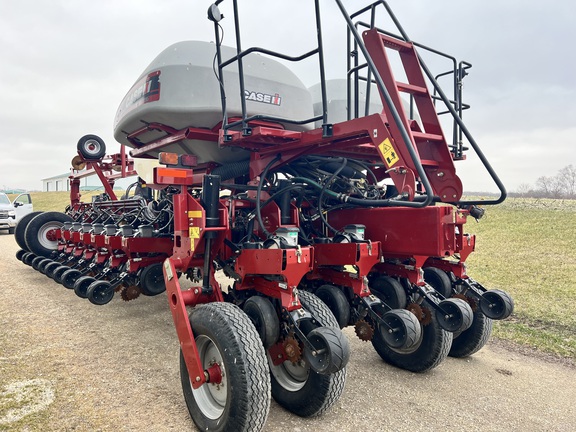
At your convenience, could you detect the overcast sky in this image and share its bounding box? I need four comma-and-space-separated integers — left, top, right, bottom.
1, 0, 574, 193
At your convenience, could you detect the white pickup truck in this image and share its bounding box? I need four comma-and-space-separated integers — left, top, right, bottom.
0, 192, 34, 234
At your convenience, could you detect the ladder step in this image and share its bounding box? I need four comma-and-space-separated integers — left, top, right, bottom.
421, 159, 440, 167
379, 34, 412, 51
412, 131, 444, 142
396, 81, 427, 96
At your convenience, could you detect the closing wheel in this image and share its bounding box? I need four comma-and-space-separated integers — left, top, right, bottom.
53, 265, 71, 284
35, 258, 52, 274
243, 296, 280, 349
23, 253, 36, 266
15, 249, 27, 261
377, 309, 421, 349
61, 269, 83, 289
15, 211, 44, 251
45, 262, 64, 279
480, 289, 514, 320
180, 302, 270, 432
423, 267, 452, 298
87, 280, 114, 305
302, 326, 349, 375
139, 263, 166, 296
31, 256, 46, 270
450, 308, 493, 358
315, 284, 350, 329
369, 275, 407, 309
372, 310, 453, 373
269, 290, 347, 417
77, 134, 106, 160
24, 212, 73, 257
74, 276, 96, 298
436, 298, 473, 333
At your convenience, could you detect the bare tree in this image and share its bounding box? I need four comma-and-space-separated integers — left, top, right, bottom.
558, 164, 576, 198
516, 183, 532, 197
536, 175, 563, 198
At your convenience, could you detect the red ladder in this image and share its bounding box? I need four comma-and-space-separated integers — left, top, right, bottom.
362, 28, 462, 202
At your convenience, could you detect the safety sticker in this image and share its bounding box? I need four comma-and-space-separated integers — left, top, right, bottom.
378, 138, 400, 168
189, 227, 200, 251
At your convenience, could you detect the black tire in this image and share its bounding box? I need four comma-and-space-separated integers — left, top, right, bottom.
269, 290, 347, 417
181, 302, 270, 432
369, 275, 407, 309
372, 310, 453, 373
36, 258, 52, 274
449, 309, 493, 358
315, 284, 350, 329
303, 326, 349, 375
74, 276, 96, 298
31, 255, 46, 270
45, 261, 63, 279
480, 289, 514, 320
15, 249, 27, 261
77, 134, 106, 160
87, 281, 114, 305
15, 211, 43, 251
378, 309, 421, 349
62, 269, 83, 290
423, 267, 452, 298
139, 263, 166, 296
23, 252, 36, 265
436, 298, 474, 333
243, 296, 280, 349
53, 265, 71, 284
24, 212, 73, 257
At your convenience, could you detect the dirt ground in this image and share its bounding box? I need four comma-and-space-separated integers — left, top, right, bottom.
1, 233, 574, 432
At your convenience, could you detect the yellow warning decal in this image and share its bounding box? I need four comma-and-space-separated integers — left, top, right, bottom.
378, 138, 400, 168
188, 210, 203, 219
189, 227, 200, 251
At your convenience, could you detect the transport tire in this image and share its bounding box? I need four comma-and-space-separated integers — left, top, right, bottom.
139, 263, 166, 296
269, 290, 347, 417
180, 302, 270, 432
24, 212, 73, 258
423, 267, 452, 298
61, 269, 83, 290
315, 284, 350, 329
15, 211, 43, 251
369, 275, 407, 309
243, 296, 280, 349
372, 311, 453, 372
77, 134, 106, 160
449, 309, 493, 358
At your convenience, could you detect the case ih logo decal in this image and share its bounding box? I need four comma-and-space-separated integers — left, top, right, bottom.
245, 90, 282, 106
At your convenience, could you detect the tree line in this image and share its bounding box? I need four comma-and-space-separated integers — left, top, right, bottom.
514, 165, 576, 199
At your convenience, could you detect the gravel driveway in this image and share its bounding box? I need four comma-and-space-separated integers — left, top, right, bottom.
1, 233, 574, 431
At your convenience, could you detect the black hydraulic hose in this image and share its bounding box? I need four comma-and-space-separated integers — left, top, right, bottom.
318, 158, 347, 233
256, 155, 282, 237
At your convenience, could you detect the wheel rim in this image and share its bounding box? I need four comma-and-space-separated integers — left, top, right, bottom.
83, 139, 102, 157
192, 335, 227, 420
268, 355, 309, 392
36, 222, 64, 250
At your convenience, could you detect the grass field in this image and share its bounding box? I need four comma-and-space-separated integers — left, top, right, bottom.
465, 197, 576, 359
10, 193, 576, 359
